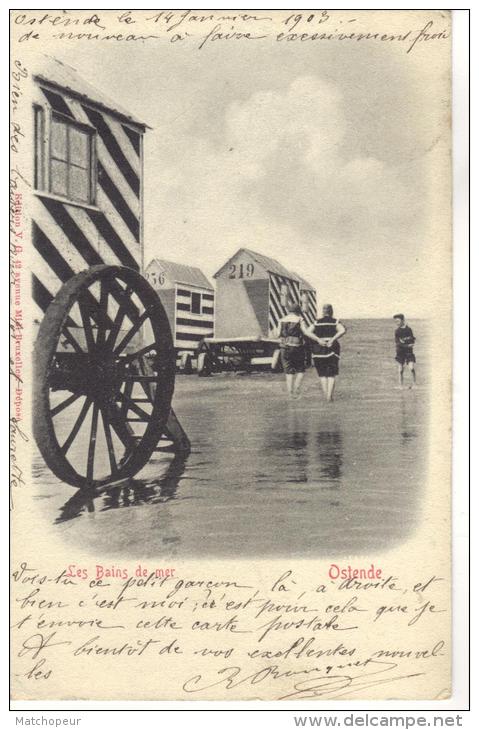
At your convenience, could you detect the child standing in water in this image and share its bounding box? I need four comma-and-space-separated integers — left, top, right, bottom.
308, 304, 347, 402
393, 313, 417, 388
277, 302, 315, 399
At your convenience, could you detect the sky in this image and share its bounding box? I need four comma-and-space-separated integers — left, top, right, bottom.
39, 12, 450, 318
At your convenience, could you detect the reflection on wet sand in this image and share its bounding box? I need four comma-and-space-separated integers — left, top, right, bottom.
316, 431, 343, 483
56, 453, 188, 524
400, 394, 419, 444
262, 408, 343, 492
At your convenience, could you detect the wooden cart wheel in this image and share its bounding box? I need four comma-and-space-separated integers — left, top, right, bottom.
33, 265, 175, 489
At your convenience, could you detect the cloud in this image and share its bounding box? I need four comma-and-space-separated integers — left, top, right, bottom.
221, 75, 420, 240
144, 74, 428, 315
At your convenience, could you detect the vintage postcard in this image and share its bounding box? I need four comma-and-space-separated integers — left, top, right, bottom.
10, 9, 455, 702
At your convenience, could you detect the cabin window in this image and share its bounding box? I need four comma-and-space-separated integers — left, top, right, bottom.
34, 107, 95, 205
191, 292, 201, 314
34, 106, 45, 190
50, 115, 94, 203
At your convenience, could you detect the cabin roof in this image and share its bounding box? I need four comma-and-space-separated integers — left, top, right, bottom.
34, 55, 148, 130
214, 247, 297, 280
148, 259, 213, 290
292, 272, 316, 291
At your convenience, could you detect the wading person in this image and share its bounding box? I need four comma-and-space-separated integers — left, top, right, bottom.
277, 302, 313, 399
308, 304, 347, 402
393, 313, 417, 388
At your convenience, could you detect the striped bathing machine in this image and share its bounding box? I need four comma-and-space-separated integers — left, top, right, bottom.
213, 247, 317, 339
29, 56, 187, 490
31, 55, 145, 318
145, 259, 214, 370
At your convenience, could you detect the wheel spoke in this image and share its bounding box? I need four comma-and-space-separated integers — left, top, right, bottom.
107, 403, 137, 455
105, 286, 133, 351
50, 392, 81, 417
86, 403, 99, 482
79, 296, 96, 353
120, 378, 134, 418
60, 327, 84, 354
114, 310, 150, 355
61, 397, 92, 455
105, 303, 126, 352
109, 280, 140, 324
83, 289, 111, 331
101, 408, 118, 476
117, 391, 152, 421
122, 343, 158, 363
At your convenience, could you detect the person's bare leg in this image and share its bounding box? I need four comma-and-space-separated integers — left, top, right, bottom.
285, 373, 294, 396
397, 364, 404, 387
408, 361, 417, 386
294, 372, 305, 397
320, 376, 328, 396
326, 377, 336, 402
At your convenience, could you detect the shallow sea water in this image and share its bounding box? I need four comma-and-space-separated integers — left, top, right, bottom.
32, 319, 429, 559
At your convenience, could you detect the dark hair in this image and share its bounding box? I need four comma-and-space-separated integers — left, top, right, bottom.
322, 303, 334, 316
288, 302, 302, 316
393, 313, 405, 320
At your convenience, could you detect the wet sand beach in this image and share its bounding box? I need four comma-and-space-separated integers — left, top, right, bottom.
32, 319, 428, 559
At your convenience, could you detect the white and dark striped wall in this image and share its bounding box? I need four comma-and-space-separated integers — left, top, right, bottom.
31, 79, 144, 322
301, 289, 318, 326
175, 284, 214, 351
268, 273, 301, 335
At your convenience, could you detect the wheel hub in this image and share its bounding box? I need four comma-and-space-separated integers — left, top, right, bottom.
51, 352, 126, 402
89, 356, 126, 403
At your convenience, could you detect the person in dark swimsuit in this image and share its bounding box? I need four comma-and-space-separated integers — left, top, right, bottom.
276, 302, 316, 398
307, 304, 347, 402
393, 313, 416, 387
